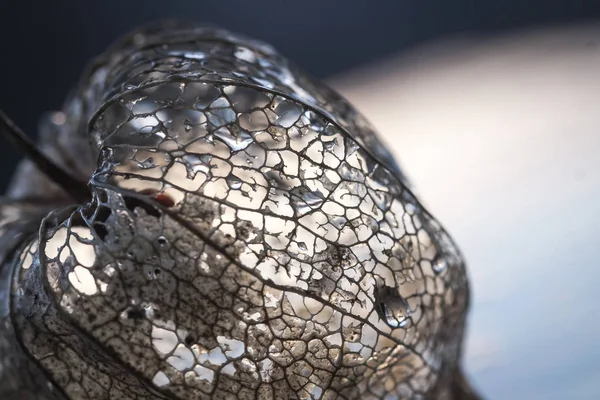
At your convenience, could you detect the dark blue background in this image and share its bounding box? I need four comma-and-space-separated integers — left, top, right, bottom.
1, 0, 599, 190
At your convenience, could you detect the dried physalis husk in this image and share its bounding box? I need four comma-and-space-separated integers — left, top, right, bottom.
0, 21, 479, 400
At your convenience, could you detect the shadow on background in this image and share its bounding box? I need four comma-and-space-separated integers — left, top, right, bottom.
1, 1, 600, 190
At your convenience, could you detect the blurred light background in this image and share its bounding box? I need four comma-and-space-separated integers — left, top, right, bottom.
332, 24, 600, 399
2, 2, 600, 399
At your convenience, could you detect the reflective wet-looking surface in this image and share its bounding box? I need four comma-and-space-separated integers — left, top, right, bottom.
0, 23, 474, 399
